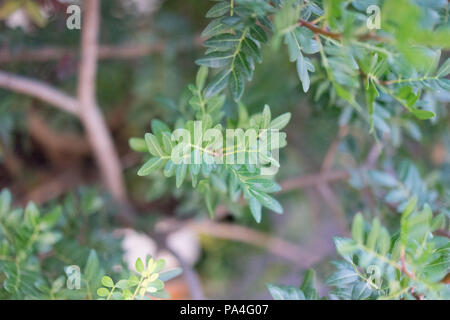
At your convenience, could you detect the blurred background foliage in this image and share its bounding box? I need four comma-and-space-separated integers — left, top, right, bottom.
0, 0, 449, 299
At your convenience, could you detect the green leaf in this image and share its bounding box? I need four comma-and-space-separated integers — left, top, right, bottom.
204, 34, 241, 50
205, 69, 231, 98
148, 289, 170, 299
153, 259, 166, 273
24, 202, 39, 227
145, 133, 164, 157
151, 120, 170, 141
201, 18, 230, 37
129, 138, 147, 152
163, 160, 176, 177
262, 105, 271, 129
40, 206, 62, 229
269, 112, 291, 130
369, 171, 398, 187
249, 197, 262, 223
148, 279, 164, 292
206, 2, 230, 18
300, 269, 319, 300
296, 54, 311, 92
366, 218, 381, 250
250, 189, 283, 214
137, 157, 165, 176
96, 288, 109, 297
267, 284, 305, 300
249, 25, 268, 43
115, 280, 129, 289
410, 108, 435, 120
436, 58, 450, 77
158, 268, 183, 282
101, 276, 114, 288
0, 189, 11, 218
378, 228, 391, 256
351, 282, 372, 300
351, 213, 364, 245
176, 163, 188, 188
128, 275, 140, 287
196, 51, 234, 68
196, 66, 209, 90
235, 52, 253, 80
242, 37, 262, 63
84, 250, 100, 282
135, 258, 145, 273
229, 69, 244, 101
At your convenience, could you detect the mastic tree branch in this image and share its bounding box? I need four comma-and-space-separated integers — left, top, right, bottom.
298, 18, 388, 42
0, 37, 203, 64
0, 44, 165, 63
0, 1, 134, 224
298, 19, 342, 40
77, 0, 134, 224
0, 70, 79, 115
189, 220, 332, 268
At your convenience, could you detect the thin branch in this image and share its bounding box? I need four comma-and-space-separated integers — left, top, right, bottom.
188, 220, 332, 268
316, 184, 349, 235
298, 19, 341, 40
77, 0, 133, 224
0, 36, 204, 64
0, 70, 78, 115
298, 19, 388, 42
321, 126, 348, 172
435, 229, 450, 238
280, 170, 349, 192
27, 109, 90, 165
0, 44, 164, 63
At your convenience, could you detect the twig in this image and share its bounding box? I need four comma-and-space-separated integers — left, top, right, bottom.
280, 170, 349, 192
0, 139, 23, 178
298, 19, 342, 40
0, 44, 163, 63
21, 169, 84, 206
316, 184, 349, 235
188, 220, 332, 268
27, 109, 90, 165
0, 70, 78, 115
435, 229, 450, 238
298, 19, 388, 42
77, 0, 134, 224
399, 249, 415, 279
321, 126, 348, 172
0, 36, 204, 64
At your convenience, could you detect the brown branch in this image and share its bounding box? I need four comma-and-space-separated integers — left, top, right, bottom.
0, 44, 165, 63
321, 126, 348, 172
21, 169, 85, 206
0, 70, 78, 115
27, 109, 90, 165
0, 139, 23, 178
0, 36, 204, 64
280, 170, 349, 192
188, 220, 332, 268
77, 0, 134, 224
298, 19, 342, 40
316, 184, 348, 235
399, 249, 415, 279
298, 19, 388, 42
435, 229, 450, 238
